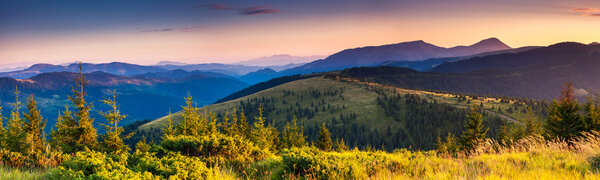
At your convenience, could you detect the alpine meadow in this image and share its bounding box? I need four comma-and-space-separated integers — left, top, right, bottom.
2, 0, 600, 179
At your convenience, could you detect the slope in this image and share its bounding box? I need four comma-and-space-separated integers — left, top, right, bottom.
139, 75, 545, 150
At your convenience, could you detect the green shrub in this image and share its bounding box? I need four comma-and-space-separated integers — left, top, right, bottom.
128, 151, 213, 179
48, 149, 153, 179
160, 134, 269, 162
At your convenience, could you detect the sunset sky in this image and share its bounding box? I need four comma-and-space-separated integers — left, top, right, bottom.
1, 0, 599, 66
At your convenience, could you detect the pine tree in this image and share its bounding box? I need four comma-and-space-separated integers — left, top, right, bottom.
460, 104, 488, 153
5, 88, 28, 153
69, 63, 98, 151
207, 112, 219, 136
251, 107, 277, 151
50, 106, 77, 153
99, 90, 132, 154
281, 117, 306, 149
584, 95, 600, 132
334, 138, 349, 152
177, 93, 203, 136
161, 109, 175, 138
237, 109, 250, 138
316, 123, 332, 152
0, 105, 5, 149
135, 136, 151, 153
23, 95, 47, 154
524, 108, 541, 137
545, 83, 586, 142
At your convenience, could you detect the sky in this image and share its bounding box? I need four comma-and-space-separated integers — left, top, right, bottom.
1, 0, 599, 66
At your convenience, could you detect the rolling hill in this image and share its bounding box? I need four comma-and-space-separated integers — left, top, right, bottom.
138, 75, 545, 150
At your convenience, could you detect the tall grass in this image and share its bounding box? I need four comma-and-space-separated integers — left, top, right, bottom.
0, 166, 45, 180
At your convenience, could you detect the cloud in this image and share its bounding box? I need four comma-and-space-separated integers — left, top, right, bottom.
138, 26, 202, 33
240, 6, 281, 15
197, 4, 233, 11
570, 7, 600, 17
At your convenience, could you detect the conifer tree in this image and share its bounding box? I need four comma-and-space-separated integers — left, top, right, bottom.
135, 136, 151, 153
251, 107, 277, 151
237, 109, 250, 138
523, 108, 541, 136
334, 138, 349, 152
177, 93, 203, 136
99, 90, 132, 154
0, 105, 5, 149
5, 88, 28, 153
161, 109, 175, 138
316, 123, 332, 152
69, 63, 98, 151
281, 117, 306, 149
460, 104, 488, 153
584, 95, 600, 132
207, 112, 219, 136
50, 107, 76, 153
23, 95, 47, 154
545, 83, 586, 142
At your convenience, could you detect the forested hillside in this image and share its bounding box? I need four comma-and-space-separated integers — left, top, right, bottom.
139, 76, 547, 150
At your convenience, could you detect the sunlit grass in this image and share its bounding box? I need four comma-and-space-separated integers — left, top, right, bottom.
0, 166, 46, 180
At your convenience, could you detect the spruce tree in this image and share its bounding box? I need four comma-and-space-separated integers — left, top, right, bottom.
99, 90, 132, 154
0, 105, 5, 149
177, 93, 203, 136
281, 117, 306, 149
334, 138, 349, 152
161, 109, 175, 138
460, 104, 488, 153
545, 83, 586, 142
50, 107, 76, 153
5, 88, 28, 153
69, 63, 98, 151
24, 95, 47, 154
251, 107, 277, 151
316, 123, 332, 152
584, 95, 600, 132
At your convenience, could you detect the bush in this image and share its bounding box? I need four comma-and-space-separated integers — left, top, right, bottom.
128, 151, 213, 179
48, 149, 153, 179
0, 148, 67, 168
160, 134, 269, 163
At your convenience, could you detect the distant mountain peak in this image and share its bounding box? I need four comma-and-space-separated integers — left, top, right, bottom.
590, 42, 600, 45
470, 37, 511, 49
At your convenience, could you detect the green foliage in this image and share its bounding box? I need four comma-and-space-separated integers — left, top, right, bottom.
317, 123, 333, 152
333, 138, 349, 152
160, 134, 268, 162
0, 106, 4, 149
460, 104, 488, 153
69, 63, 99, 152
99, 90, 132, 154
5, 88, 28, 154
23, 95, 47, 155
280, 118, 306, 149
250, 107, 279, 152
435, 133, 460, 156
584, 95, 600, 132
545, 83, 586, 142
49, 107, 77, 153
135, 137, 151, 153
177, 94, 206, 136
127, 151, 213, 179
49, 148, 154, 179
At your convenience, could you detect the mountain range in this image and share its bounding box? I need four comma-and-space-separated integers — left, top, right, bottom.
282, 38, 511, 74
